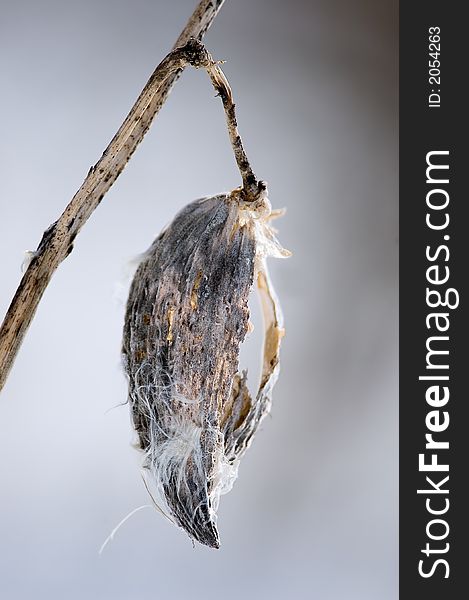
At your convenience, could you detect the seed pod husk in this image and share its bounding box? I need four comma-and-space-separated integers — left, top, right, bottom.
122, 188, 288, 548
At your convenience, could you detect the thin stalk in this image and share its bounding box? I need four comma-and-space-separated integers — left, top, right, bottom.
0, 0, 225, 393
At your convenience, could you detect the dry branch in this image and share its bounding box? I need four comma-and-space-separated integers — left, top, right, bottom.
0, 0, 225, 392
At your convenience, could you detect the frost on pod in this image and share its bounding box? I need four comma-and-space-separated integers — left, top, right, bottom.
122, 184, 289, 548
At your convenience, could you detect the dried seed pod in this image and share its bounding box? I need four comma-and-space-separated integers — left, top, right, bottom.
122, 186, 288, 548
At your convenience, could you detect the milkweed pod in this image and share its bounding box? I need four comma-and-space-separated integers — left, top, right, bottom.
122, 185, 289, 548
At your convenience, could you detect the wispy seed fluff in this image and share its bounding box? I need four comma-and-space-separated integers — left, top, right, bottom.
122, 187, 289, 548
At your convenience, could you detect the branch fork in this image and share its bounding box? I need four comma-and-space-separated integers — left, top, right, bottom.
0, 1, 232, 393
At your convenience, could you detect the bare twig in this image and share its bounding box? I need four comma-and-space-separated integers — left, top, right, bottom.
165, 40, 263, 201
0, 0, 225, 393
205, 62, 265, 201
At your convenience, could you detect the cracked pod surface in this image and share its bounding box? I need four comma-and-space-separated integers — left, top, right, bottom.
122, 189, 288, 548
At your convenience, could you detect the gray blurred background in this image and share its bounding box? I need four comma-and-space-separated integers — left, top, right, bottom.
0, 1, 398, 598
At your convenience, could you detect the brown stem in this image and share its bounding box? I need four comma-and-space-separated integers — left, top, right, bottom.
174, 40, 262, 200
0, 0, 225, 393
204, 62, 263, 201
